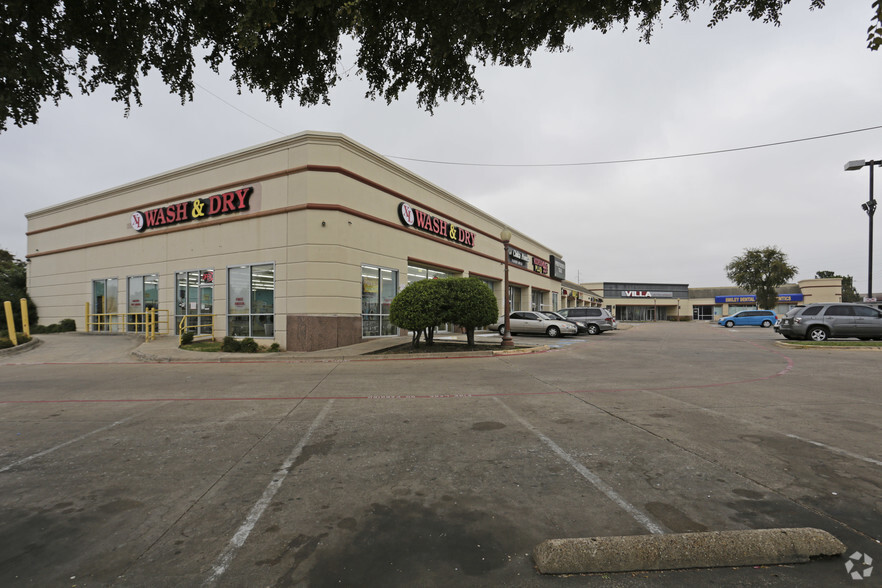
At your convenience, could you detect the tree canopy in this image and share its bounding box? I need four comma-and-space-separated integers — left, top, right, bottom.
1, 0, 849, 132
815, 270, 861, 302
0, 249, 37, 329
725, 246, 797, 309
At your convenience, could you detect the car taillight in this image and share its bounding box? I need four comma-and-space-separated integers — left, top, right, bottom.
604, 317, 612, 323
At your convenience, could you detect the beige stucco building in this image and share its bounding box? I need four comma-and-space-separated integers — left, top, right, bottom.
25, 131, 570, 351
582, 278, 843, 321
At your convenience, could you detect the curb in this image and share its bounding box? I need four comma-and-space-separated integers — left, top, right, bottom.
0, 337, 42, 357
775, 340, 882, 350
533, 527, 845, 574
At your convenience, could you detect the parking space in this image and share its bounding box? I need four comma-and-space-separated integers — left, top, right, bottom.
0, 322, 879, 586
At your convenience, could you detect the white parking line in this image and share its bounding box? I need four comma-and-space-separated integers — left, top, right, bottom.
494, 397, 665, 535
786, 434, 882, 467
0, 412, 143, 474
205, 399, 334, 586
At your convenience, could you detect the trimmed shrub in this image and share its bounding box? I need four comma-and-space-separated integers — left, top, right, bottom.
221, 336, 241, 352
440, 278, 499, 346
239, 338, 259, 353
59, 318, 76, 332
268, 342, 281, 352
180, 332, 195, 346
389, 278, 445, 347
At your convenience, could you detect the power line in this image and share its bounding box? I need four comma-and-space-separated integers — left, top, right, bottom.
386, 125, 882, 168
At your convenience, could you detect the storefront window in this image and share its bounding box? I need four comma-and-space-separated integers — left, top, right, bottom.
91, 278, 118, 331
227, 263, 274, 338
509, 285, 522, 312
552, 292, 559, 311
362, 265, 399, 337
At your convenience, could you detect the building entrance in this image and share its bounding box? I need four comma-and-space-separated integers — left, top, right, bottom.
176, 270, 214, 335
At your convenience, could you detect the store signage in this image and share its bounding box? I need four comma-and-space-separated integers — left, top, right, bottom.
532, 257, 549, 276
507, 247, 529, 268
398, 202, 475, 247
549, 255, 566, 280
715, 294, 804, 303
131, 187, 253, 232
622, 290, 673, 298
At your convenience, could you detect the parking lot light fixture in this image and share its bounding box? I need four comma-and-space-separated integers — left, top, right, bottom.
844, 159, 881, 300
500, 228, 514, 347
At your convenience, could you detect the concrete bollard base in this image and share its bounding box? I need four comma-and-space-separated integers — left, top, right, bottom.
534, 527, 846, 574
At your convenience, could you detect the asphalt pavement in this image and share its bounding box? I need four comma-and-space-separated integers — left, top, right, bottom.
0, 323, 879, 586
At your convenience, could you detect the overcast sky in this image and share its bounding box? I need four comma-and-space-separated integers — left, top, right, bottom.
3, 3, 881, 291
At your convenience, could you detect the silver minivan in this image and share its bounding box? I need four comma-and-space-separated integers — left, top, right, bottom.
554, 307, 615, 335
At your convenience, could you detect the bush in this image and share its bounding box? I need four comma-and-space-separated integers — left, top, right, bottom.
268, 342, 280, 352
239, 338, 259, 353
180, 332, 195, 346
221, 336, 241, 352
0, 334, 31, 350
30, 319, 76, 334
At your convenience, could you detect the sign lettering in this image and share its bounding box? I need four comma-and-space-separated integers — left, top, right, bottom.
131, 187, 253, 232
398, 202, 475, 247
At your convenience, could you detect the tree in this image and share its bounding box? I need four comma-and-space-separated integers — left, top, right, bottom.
815, 270, 861, 302
0, 249, 38, 330
0, 0, 846, 132
440, 277, 499, 346
725, 246, 797, 310
389, 278, 444, 347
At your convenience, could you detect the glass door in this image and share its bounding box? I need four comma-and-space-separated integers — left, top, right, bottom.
176, 270, 214, 335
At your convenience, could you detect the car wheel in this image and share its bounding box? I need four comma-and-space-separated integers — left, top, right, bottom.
587, 324, 600, 335
725, 320, 735, 328
806, 326, 829, 342
546, 325, 561, 338
761, 320, 772, 328
498, 325, 506, 336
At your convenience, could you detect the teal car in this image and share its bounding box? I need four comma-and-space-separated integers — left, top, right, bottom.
718, 310, 777, 328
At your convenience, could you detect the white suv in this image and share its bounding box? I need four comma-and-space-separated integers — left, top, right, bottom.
555, 307, 615, 335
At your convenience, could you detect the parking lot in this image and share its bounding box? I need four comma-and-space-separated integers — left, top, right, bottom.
0, 322, 879, 586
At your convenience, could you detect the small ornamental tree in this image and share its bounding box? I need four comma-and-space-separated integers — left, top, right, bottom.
389, 279, 445, 348
725, 246, 797, 310
441, 277, 499, 346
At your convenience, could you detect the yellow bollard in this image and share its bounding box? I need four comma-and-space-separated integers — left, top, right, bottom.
85, 301, 90, 333
20, 298, 30, 337
3, 301, 18, 346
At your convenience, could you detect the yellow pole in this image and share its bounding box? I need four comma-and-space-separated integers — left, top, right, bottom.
85, 301, 90, 333
19, 298, 30, 337
4, 301, 18, 346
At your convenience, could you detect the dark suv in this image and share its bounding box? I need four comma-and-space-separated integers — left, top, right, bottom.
777, 303, 882, 341
555, 307, 614, 335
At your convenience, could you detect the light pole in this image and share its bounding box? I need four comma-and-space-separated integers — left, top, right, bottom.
844, 159, 881, 300
500, 228, 514, 347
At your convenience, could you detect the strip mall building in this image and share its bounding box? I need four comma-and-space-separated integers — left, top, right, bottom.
25, 132, 569, 351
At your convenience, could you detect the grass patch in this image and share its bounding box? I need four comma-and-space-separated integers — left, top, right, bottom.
180, 340, 224, 352
180, 339, 281, 353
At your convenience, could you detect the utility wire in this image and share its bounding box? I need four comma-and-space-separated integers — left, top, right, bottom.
386, 125, 882, 167
194, 80, 882, 169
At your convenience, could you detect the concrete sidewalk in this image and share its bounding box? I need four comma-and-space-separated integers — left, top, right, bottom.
132, 331, 543, 363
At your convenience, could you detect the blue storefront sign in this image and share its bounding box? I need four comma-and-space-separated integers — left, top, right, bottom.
715, 293, 804, 304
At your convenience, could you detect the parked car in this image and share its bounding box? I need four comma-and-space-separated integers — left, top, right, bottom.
555, 307, 614, 335
489, 311, 578, 338
777, 303, 882, 341
542, 311, 588, 334
718, 309, 777, 328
